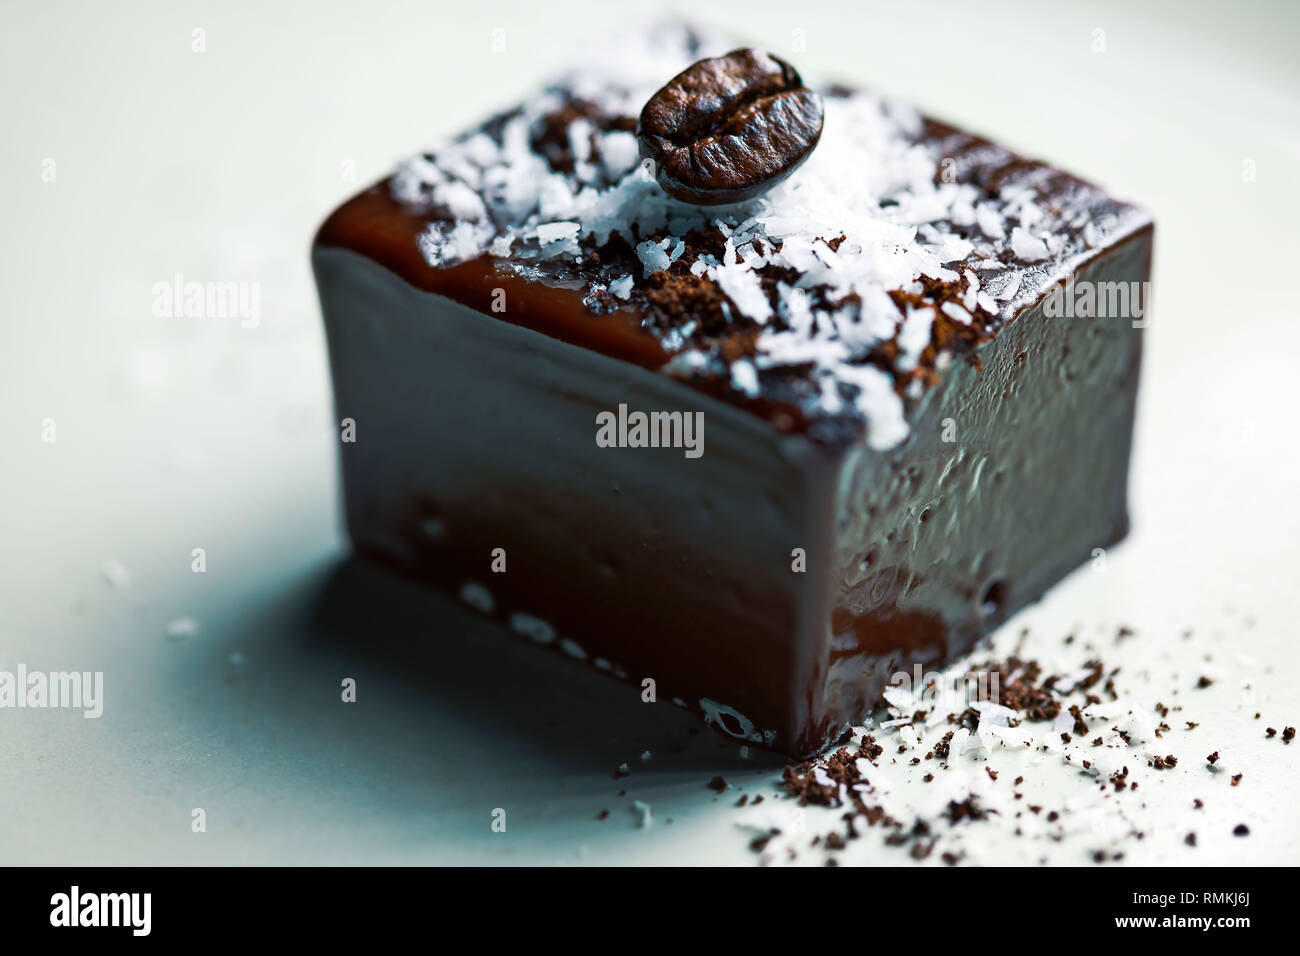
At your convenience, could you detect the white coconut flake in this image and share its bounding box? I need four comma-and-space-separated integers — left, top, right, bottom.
731, 359, 760, 398
389, 21, 1123, 457
994, 272, 1023, 301
636, 238, 673, 276
632, 800, 653, 828
896, 308, 935, 372
941, 301, 973, 325
459, 582, 494, 613
1010, 226, 1049, 262
715, 263, 773, 324
608, 274, 634, 300
509, 612, 556, 645
975, 203, 1006, 239
535, 220, 580, 244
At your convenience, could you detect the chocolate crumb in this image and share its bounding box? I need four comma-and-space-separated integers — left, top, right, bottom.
1266, 727, 1277, 738
707, 775, 727, 792
1231, 774, 1242, 786
757, 644, 1248, 867
1284, 727, 1296, 744
596, 809, 609, 820
1196, 676, 1214, 689
945, 798, 988, 824
1233, 824, 1250, 836
1069, 704, 1090, 735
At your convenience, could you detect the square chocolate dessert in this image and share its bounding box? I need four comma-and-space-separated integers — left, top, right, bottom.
313, 23, 1152, 757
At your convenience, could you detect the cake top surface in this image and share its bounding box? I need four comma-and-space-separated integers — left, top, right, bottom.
376, 21, 1150, 450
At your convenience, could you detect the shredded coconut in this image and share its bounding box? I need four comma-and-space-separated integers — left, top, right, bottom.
389, 21, 1144, 452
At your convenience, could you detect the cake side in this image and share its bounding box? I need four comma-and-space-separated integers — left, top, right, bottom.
808, 225, 1151, 750
314, 244, 841, 751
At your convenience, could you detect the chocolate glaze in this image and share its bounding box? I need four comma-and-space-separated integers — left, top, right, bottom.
316, 187, 669, 370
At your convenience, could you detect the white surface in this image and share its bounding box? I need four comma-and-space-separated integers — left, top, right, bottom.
1, 0, 1298, 865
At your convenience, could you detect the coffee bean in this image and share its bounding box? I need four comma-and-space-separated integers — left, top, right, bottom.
637, 49, 824, 206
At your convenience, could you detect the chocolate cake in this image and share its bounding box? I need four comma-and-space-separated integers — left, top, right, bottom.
312, 22, 1153, 757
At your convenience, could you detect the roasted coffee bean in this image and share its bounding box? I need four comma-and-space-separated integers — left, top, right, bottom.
637, 49, 824, 206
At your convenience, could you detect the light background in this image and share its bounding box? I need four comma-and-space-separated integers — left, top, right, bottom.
1, 0, 1297, 864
